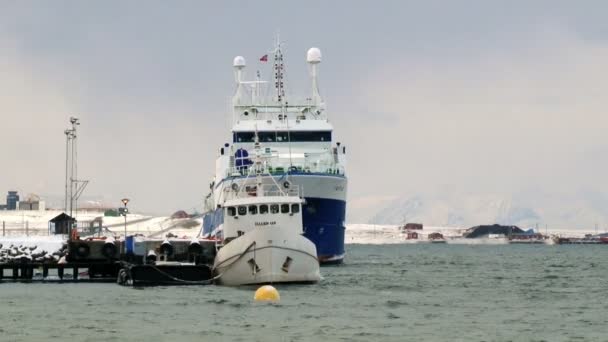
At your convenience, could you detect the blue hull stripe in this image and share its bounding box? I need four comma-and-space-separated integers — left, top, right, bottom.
302, 197, 346, 258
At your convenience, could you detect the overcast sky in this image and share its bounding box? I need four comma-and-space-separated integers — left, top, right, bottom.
1, 1, 607, 220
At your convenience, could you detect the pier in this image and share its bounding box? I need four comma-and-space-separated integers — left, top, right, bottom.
0, 237, 217, 286
0, 261, 120, 283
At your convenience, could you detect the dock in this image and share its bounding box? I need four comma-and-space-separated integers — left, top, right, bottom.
0, 237, 217, 286
0, 261, 120, 282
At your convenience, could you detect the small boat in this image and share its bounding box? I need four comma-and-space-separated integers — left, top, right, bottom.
212, 134, 321, 286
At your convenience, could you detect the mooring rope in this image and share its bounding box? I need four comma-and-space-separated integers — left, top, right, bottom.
212, 241, 257, 270
143, 265, 222, 285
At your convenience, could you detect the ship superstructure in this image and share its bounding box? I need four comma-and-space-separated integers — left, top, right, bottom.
201, 40, 347, 264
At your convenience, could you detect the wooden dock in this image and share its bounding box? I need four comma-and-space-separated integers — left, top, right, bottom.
0, 262, 120, 283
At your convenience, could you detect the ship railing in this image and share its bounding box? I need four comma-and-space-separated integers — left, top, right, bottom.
223, 184, 302, 200
227, 152, 344, 178
232, 96, 327, 120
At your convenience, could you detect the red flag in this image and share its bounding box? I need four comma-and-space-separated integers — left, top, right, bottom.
259, 54, 268, 62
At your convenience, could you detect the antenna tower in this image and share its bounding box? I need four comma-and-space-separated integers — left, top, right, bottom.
64, 117, 89, 218
272, 37, 286, 104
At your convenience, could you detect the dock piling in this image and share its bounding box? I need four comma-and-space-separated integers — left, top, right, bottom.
58, 265, 64, 280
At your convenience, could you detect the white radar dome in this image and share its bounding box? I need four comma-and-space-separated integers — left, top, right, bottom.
233, 56, 246, 68
307, 47, 322, 64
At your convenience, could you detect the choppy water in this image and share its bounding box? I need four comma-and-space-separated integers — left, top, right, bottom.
1, 244, 608, 341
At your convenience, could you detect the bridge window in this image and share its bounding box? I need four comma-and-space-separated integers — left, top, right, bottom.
234, 132, 255, 142
233, 131, 332, 143
291, 204, 300, 214
248, 205, 258, 215
270, 204, 279, 214
290, 131, 332, 142
259, 132, 275, 142
227, 207, 236, 216
276, 131, 289, 142
281, 204, 290, 213
259, 205, 268, 214
238, 206, 247, 216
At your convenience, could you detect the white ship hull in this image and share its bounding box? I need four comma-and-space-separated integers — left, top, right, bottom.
213, 226, 321, 286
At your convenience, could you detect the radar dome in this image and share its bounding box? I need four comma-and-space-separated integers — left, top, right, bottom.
233, 56, 246, 68
307, 48, 322, 64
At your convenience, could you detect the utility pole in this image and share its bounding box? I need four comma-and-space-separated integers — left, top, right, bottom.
64, 117, 89, 219
120, 198, 130, 254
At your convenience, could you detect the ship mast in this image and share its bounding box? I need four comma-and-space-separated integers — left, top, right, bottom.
272, 36, 286, 105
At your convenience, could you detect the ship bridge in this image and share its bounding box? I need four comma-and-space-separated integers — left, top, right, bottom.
214, 42, 346, 180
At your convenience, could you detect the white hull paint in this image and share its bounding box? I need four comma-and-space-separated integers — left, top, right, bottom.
214, 226, 321, 286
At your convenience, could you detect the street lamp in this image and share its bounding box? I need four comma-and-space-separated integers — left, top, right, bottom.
120, 198, 129, 254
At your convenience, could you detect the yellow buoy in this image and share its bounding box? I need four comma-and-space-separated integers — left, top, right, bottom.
254, 285, 280, 302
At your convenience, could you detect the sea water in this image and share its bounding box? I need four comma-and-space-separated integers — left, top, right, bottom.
1, 244, 607, 341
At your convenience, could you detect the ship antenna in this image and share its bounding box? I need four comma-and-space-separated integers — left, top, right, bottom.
272, 35, 286, 106
253, 128, 264, 196
254, 70, 261, 106
307, 47, 322, 106
232, 55, 247, 124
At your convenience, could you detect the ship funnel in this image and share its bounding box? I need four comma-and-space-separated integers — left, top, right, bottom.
307, 48, 322, 105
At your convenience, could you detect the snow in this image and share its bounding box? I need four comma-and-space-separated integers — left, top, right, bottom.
0, 235, 65, 253
345, 224, 466, 244
344, 224, 601, 245
368, 192, 608, 230
0, 209, 198, 237
1, 209, 601, 248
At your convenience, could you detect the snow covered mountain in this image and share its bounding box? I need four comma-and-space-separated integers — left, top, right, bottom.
368, 190, 608, 230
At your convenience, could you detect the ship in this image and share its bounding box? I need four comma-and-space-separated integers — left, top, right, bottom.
199, 39, 348, 264
213, 133, 321, 285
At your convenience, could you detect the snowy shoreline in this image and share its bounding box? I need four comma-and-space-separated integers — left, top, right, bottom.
0, 223, 600, 249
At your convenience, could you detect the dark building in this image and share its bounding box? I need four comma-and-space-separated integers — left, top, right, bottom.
6, 191, 19, 210
464, 224, 524, 238
48, 213, 77, 235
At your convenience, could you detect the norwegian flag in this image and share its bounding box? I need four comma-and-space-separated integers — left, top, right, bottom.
259, 54, 268, 62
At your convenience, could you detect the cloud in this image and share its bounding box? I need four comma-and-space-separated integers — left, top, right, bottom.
341, 25, 608, 221
0, 29, 225, 214
0, 34, 74, 196
1, 2, 608, 222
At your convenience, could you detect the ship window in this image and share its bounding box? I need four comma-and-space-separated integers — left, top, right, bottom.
234, 132, 255, 142
270, 204, 279, 214
291, 204, 300, 214
233, 131, 332, 143
290, 131, 332, 142
248, 205, 258, 215
238, 206, 247, 216
227, 207, 236, 216
281, 204, 290, 213
259, 132, 275, 142
276, 131, 289, 142
259, 205, 269, 214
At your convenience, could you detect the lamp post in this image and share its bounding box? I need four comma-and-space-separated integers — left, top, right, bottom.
120, 198, 129, 254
